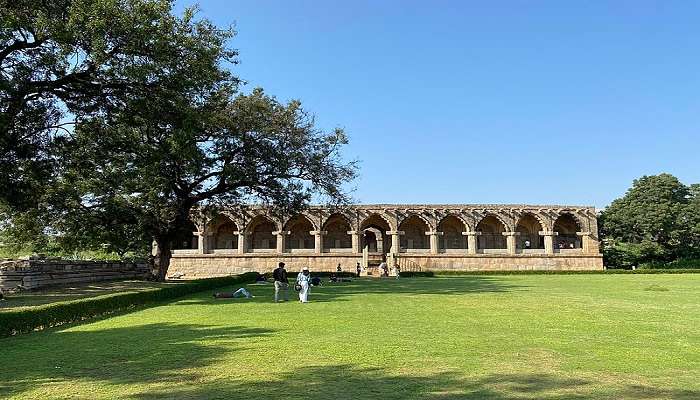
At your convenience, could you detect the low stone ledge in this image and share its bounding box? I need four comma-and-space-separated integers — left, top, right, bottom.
0, 260, 149, 291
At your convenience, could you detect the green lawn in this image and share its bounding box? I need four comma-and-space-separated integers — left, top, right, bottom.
1, 275, 699, 399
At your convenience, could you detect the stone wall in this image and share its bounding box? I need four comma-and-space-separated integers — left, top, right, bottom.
168, 253, 603, 279
0, 260, 150, 291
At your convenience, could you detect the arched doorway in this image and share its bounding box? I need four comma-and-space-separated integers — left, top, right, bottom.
476, 215, 507, 252
399, 215, 429, 252
515, 213, 544, 252
438, 215, 467, 252
360, 214, 390, 274
285, 215, 314, 252
247, 216, 276, 252
554, 213, 582, 250
209, 214, 238, 251
323, 213, 352, 252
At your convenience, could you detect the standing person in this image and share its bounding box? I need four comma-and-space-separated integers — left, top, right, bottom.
378, 261, 388, 277
524, 240, 531, 249
272, 262, 289, 303
336, 263, 342, 273
356, 262, 361, 277
296, 267, 311, 303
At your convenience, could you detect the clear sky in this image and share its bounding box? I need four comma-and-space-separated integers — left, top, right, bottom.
176, 0, 700, 208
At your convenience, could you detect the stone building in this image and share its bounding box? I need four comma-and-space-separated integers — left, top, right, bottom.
168, 204, 603, 278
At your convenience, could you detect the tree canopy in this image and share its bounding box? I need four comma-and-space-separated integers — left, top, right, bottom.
1, 0, 233, 209
600, 173, 700, 267
1, 0, 357, 279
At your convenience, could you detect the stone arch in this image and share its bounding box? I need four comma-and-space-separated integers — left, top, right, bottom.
476, 214, 507, 249
554, 212, 582, 249
246, 215, 277, 251
360, 213, 391, 254
208, 214, 239, 250
515, 213, 544, 250
437, 215, 468, 251
399, 215, 430, 250
398, 212, 434, 232
284, 214, 315, 251
323, 213, 352, 251
299, 211, 320, 231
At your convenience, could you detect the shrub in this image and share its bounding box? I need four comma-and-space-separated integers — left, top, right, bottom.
427, 269, 700, 276
638, 258, 700, 269
398, 271, 434, 278
0, 272, 258, 337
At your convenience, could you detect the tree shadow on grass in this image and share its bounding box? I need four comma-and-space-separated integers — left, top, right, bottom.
177, 276, 528, 306
129, 365, 700, 400
0, 323, 274, 398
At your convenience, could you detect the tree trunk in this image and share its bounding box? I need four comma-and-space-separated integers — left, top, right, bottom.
152, 237, 173, 281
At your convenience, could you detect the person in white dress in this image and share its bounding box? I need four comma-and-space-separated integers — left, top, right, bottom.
296, 267, 311, 303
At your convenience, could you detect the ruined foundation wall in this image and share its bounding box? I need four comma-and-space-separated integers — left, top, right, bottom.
0, 260, 149, 291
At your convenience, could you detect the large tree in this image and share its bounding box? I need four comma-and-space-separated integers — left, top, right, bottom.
55, 88, 356, 280
0, 0, 216, 209
2, 0, 357, 275
600, 173, 698, 266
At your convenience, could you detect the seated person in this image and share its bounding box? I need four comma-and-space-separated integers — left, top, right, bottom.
310, 276, 322, 286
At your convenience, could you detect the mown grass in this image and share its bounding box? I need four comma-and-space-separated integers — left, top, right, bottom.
1, 274, 699, 399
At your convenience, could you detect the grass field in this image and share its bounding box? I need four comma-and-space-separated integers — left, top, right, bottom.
1, 275, 699, 399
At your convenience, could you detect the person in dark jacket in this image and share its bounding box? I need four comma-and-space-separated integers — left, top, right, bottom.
272, 262, 289, 302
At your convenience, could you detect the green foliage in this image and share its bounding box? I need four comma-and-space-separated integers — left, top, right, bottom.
0, 272, 258, 336
398, 271, 435, 277
639, 258, 700, 270
2, 1, 357, 278
600, 174, 700, 266
1, 0, 201, 210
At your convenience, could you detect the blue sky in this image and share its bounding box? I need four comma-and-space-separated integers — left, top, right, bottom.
176, 1, 700, 208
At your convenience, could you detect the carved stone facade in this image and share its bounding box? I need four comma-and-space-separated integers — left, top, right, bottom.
168, 204, 603, 278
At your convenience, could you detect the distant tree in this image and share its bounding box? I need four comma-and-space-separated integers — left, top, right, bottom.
680, 184, 700, 257
600, 174, 695, 266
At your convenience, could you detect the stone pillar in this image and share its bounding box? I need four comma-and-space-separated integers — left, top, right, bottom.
235, 231, 247, 254
386, 231, 404, 255
310, 230, 327, 254
273, 230, 290, 253
348, 230, 361, 253
577, 231, 597, 253
426, 231, 443, 254
503, 232, 518, 255
462, 231, 480, 254
539, 231, 558, 254
195, 232, 206, 254
192, 232, 213, 254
